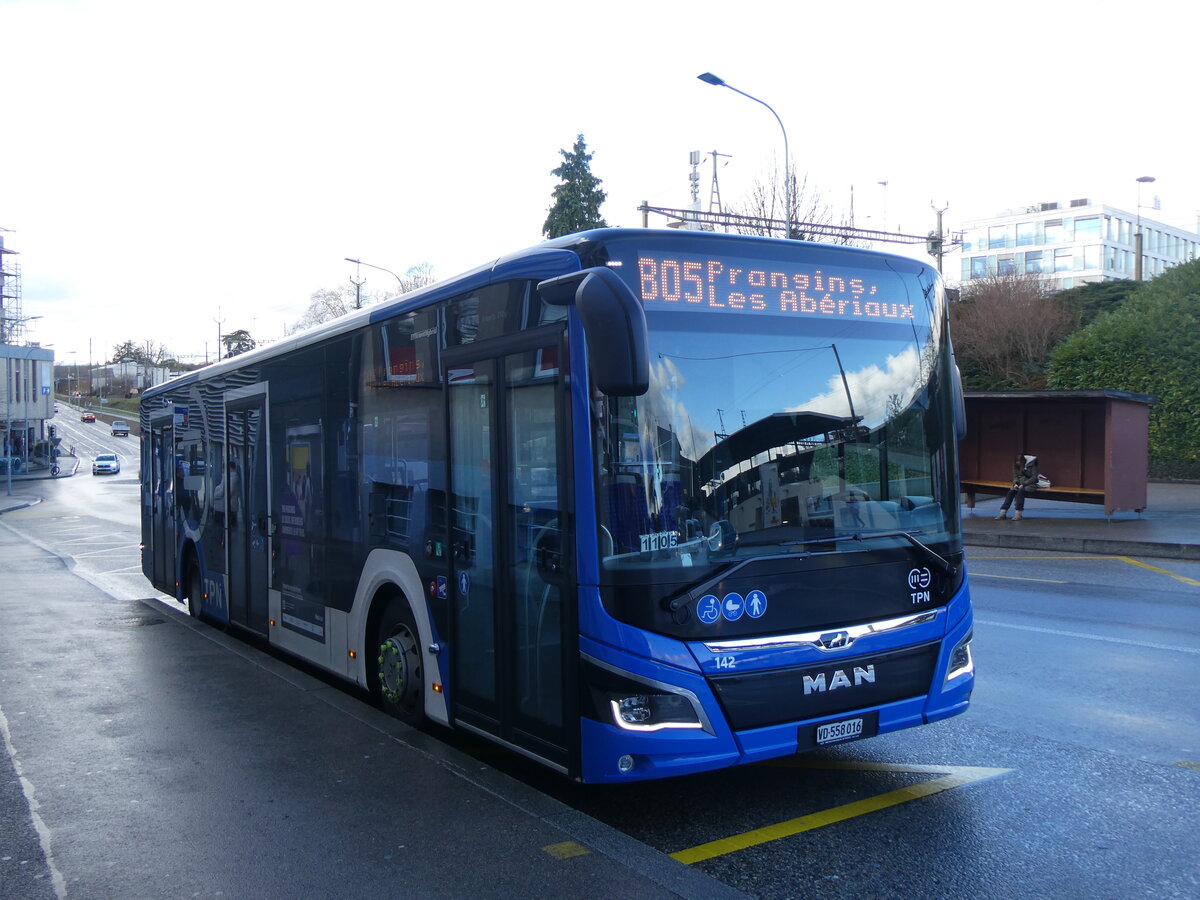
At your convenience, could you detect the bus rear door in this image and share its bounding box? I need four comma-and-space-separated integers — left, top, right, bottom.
224, 388, 271, 635
146, 414, 175, 590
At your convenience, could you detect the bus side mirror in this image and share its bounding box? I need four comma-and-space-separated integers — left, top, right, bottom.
538, 267, 649, 396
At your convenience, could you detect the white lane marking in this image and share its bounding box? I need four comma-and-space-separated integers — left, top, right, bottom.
0, 704, 68, 899
976, 618, 1200, 655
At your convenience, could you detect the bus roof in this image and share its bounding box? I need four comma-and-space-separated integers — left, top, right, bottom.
142, 228, 933, 401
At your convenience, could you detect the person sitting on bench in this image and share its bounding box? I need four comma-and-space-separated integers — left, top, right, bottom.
995, 454, 1039, 520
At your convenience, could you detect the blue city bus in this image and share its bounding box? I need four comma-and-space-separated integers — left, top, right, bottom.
140, 228, 973, 783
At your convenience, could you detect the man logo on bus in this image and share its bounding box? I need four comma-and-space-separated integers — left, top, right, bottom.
908, 566, 932, 604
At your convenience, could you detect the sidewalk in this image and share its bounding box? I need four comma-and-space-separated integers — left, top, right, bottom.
962, 481, 1200, 561
0, 454, 78, 513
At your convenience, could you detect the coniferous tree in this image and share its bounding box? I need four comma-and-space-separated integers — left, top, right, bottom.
543, 134, 608, 238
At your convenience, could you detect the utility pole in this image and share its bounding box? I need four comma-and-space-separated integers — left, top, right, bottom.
350, 271, 366, 309
929, 202, 949, 273
214, 309, 226, 361
708, 150, 732, 215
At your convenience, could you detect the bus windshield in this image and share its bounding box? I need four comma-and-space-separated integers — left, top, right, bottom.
592, 238, 959, 580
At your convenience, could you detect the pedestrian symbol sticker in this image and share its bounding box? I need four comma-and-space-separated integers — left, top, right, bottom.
697, 594, 721, 624
746, 590, 767, 618
722, 592, 745, 622
458, 571, 470, 596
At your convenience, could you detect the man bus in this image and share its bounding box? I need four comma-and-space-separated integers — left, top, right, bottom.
140, 228, 973, 783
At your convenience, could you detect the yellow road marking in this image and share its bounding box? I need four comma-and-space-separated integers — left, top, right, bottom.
543, 841, 591, 859
1175, 760, 1200, 771
1115, 556, 1200, 586
971, 555, 1200, 586
670, 762, 1010, 865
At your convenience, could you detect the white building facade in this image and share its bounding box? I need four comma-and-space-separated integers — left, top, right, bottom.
2, 343, 54, 464
952, 199, 1200, 291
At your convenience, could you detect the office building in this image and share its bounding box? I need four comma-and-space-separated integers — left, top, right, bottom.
951, 199, 1200, 291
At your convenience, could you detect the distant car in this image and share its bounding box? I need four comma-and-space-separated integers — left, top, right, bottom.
111, 420, 130, 437
92, 454, 120, 476
81, 412, 96, 423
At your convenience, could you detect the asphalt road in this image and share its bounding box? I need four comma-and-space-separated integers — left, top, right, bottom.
2, 470, 1198, 898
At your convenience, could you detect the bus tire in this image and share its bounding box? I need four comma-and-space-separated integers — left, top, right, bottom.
373, 597, 425, 726
186, 563, 204, 619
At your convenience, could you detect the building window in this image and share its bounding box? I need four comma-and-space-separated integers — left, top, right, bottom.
970, 257, 987, 279
988, 225, 1011, 250
1016, 222, 1036, 246
1075, 216, 1100, 240
1083, 245, 1101, 270
1024, 250, 1043, 274
1054, 248, 1072, 272
1044, 220, 1064, 243
997, 255, 1015, 275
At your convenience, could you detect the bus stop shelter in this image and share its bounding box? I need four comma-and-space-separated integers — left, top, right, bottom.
958, 390, 1155, 516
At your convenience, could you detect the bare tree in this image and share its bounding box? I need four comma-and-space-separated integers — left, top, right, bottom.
289, 264, 437, 335
397, 262, 436, 294
727, 167, 855, 243
950, 272, 1077, 389
288, 288, 356, 334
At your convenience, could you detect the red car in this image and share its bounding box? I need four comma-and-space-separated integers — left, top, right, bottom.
81, 412, 96, 423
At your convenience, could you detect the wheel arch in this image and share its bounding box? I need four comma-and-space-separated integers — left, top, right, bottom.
350, 549, 450, 726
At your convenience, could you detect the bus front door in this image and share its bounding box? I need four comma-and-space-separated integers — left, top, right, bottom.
224, 395, 271, 636
447, 336, 574, 772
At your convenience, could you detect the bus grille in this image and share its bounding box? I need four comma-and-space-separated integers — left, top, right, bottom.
709, 642, 939, 731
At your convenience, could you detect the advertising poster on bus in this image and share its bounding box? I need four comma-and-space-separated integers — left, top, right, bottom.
279, 424, 325, 642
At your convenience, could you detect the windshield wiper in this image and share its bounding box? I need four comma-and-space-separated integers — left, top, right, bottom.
839, 530, 953, 575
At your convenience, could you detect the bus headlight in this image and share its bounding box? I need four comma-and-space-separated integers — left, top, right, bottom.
944, 630, 974, 684
610, 693, 704, 732
584, 654, 715, 734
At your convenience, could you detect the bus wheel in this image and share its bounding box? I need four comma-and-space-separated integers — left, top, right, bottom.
187, 564, 204, 619
374, 599, 425, 725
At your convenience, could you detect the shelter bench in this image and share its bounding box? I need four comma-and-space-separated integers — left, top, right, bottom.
960, 479, 1108, 508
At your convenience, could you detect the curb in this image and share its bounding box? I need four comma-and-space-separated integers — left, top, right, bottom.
964, 532, 1200, 561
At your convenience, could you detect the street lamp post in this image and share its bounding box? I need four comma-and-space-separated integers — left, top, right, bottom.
698, 72, 792, 239
1134, 175, 1156, 282
345, 258, 404, 302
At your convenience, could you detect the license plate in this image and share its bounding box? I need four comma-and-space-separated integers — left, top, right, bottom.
816, 717, 864, 745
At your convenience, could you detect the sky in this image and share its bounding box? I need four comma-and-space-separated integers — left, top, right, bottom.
3, 0, 1198, 367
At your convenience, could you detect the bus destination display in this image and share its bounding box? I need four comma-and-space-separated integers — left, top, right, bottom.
635, 253, 920, 323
